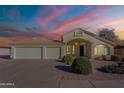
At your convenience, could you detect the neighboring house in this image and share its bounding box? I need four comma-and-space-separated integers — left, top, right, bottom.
11, 28, 114, 59
115, 41, 124, 58
0, 37, 12, 58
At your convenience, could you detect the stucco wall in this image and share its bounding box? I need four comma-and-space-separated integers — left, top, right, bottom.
63, 30, 114, 58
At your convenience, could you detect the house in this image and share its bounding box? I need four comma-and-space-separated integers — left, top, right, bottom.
115, 40, 124, 59
11, 28, 114, 59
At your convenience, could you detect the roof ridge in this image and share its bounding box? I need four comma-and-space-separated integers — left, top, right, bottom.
63, 28, 114, 45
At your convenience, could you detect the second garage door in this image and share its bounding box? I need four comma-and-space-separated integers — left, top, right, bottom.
46, 47, 61, 59
15, 47, 42, 59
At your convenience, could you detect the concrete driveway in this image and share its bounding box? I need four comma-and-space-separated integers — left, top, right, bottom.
0, 59, 124, 88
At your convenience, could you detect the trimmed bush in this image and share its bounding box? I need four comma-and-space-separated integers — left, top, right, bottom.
63, 54, 73, 65
71, 57, 92, 75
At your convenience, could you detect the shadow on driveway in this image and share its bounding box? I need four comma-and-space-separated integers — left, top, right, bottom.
0, 55, 10, 59
55, 65, 72, 73
55, 59, 64, 63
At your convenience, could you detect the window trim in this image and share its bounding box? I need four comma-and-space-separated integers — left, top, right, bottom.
94, 44, 109, 56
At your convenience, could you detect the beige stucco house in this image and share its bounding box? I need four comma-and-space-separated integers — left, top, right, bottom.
11, 28, 114, 59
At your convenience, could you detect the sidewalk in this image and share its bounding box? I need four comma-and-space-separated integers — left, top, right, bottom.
1, 79, 124, 88
59, 80, 124, 88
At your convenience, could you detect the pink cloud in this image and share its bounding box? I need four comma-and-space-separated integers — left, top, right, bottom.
35, 6, 70, 30
51, 6, 114, 33
41, 6, 69, 27
34, 6, 53, 27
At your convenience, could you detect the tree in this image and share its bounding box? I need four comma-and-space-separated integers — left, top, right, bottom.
97, 28, 118, 41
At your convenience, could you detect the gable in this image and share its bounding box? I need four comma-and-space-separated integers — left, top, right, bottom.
63, 28, 95, 42
63, 28, 114, 46
74, 29, 84, 37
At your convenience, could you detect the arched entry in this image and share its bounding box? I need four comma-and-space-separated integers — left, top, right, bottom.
66, 39, 91, 57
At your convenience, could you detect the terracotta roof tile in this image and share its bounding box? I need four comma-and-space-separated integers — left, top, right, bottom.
0, 37, 12, 48
12, 37, 63, 45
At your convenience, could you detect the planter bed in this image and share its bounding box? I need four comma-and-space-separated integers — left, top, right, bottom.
97, 62, 124, 74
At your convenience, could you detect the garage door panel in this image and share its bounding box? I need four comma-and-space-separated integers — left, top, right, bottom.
15, 48, 42, 59
46, 47, 60, 59
0, 48, 10, 55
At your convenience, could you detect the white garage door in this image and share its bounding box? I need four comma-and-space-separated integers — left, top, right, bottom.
46, 47, 61, 59
0, 48, 10, 55
15, 48, 42, 59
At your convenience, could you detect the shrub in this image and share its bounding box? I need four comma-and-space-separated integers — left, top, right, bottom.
94, 55, 107, 61
97, 63, 124, 74
71, 57, 92, 75
94, 56, 100, 60
63, 54, 73, 65
106, 55, 111, 61
101, 55, 106, 60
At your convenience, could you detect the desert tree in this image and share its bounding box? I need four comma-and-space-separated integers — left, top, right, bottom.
97, 28, 118, 41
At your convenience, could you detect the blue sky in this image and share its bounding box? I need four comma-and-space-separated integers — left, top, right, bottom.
0, 5, 124, 39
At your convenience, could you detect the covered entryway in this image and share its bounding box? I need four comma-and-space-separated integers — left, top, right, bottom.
66, 39, 91, 57
79, 45, 84, 56
46, 47, 61, 59
14, 47, 42, 59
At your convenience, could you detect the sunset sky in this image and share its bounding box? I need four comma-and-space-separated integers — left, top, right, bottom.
0, 5, 124, 40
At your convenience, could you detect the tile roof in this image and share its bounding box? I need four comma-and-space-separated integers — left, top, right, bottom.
12, 37, 63, 45
0, 37, 12, 48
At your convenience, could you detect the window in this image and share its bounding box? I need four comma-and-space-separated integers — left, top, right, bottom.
74, 30, 83, 37
94, 45, 108, 56
72, 45, 75, 55
66, 45, 71, 54
66, 45, 77, 55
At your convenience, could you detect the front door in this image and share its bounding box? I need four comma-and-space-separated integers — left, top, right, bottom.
80, 45, 84, 56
